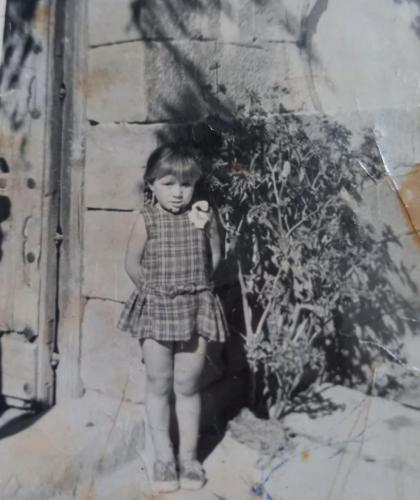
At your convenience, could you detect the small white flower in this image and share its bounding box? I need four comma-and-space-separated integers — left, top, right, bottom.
188, 200, 210, 229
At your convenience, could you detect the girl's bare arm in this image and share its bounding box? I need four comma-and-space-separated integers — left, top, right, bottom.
208, 209, 222, 273
124, 213, 147, 287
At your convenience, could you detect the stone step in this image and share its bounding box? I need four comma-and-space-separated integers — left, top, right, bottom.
210, 384, 420, 500
0, 392, 146, 500
62, 460, 151, 500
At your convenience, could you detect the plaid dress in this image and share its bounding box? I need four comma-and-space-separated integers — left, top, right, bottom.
118, 204, 228, 342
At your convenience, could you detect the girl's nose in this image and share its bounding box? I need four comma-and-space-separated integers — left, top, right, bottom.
173, 183, 182, 197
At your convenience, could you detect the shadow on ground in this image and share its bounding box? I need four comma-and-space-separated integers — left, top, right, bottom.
167, 367, 250, 463
0, 407, 48, 440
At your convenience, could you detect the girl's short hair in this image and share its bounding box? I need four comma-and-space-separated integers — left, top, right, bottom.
144, 143, 202, 184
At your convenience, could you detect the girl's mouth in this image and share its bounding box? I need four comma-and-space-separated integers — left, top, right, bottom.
169, 202, 184, 212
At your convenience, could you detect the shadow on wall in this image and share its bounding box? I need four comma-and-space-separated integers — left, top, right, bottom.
0, 194, 11, 262
0, 0, 42, 130
394, 0, 420, 38
0, 339, 4, 416
128, 0, 334, 120
130, 0, 239, 123
127, 1, 419, 425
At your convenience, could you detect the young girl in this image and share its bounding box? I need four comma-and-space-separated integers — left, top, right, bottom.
118, 143, 228, 493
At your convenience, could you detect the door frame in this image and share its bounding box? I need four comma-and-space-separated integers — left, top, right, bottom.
52, 0, 87, 402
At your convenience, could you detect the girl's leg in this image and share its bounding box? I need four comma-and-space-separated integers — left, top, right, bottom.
142, 339, 174, 463
173, 336, 207, 462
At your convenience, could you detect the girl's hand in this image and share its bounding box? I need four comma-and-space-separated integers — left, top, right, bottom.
134, 265, 146, 288
188, 200, 210, 229
188, 201, 221, 273
125, 212, 148, 288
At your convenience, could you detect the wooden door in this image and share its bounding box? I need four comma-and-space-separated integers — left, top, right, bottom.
0, 0, 61, 406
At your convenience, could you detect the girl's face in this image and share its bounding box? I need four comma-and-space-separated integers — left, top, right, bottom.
151, 174, 197, 213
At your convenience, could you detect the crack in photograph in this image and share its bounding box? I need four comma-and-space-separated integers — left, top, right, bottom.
0, 0, 419, 499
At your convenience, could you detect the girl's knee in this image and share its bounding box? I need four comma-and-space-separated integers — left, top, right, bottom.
173, 373, 200, 397
147, 373, 173, 397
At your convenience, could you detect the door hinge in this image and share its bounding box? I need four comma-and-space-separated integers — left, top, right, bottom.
50, 351, 60, 369
59, 82, 67, 102
53, 230, 64, 246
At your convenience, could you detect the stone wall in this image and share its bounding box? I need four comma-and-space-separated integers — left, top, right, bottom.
80, 0, 420, 401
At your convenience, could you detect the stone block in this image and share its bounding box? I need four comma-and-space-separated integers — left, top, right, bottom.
88, 0, 303, 45
372, 108, 420, 173
87, 41, 220, 122
134, 0, 220, 41
72, 460, 151, 500
264, 440, 417, 500
88, 0, 141, 47
86, 43, 147, 123
215, 42, 315, 113
144, 41, 219, 121
220, 0, 303, 42
340, 173, 420, 356
85, 124, 162, 209
89, 0, 221, 46
354, 176, 420, 301
373, 362, 420, 410
359, 176, 410, 235
204, 430, 261, 499
308, 0, 420, 114
203, 385, 420, 500
386, 232, 420, 303
83, 211, 137, 301
280, 385, 420, 497
81, 299, 146, 403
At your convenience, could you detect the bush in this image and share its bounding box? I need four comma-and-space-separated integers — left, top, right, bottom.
203, 98, 415, 418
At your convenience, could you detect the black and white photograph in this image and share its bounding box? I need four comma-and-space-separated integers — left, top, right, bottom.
0, 1, 419, 499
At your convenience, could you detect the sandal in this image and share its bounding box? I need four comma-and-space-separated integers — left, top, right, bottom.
152, 460, 179, 493
179, 459, 207, 490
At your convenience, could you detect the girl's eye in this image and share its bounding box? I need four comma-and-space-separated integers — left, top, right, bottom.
158, 175, 177, 185
181, 182, 192, 187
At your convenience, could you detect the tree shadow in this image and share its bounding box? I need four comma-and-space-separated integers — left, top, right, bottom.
322, 224, 419, 393
394, 0, 420, 39
128, 0, 419, 426
129, 0, 255, 123
198, 369, 249, 461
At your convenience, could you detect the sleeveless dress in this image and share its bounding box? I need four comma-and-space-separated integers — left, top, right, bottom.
117, 204, 228, 342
